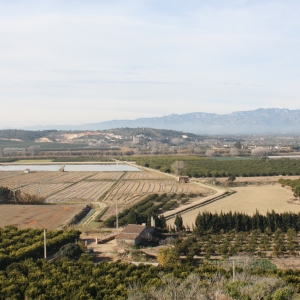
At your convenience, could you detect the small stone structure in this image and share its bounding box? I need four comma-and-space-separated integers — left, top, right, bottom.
115, 224, 154, 246
59, 165, 65, 172
178, 176, 189, 183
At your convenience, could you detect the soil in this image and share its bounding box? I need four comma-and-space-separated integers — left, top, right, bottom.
0, 204, 86, 229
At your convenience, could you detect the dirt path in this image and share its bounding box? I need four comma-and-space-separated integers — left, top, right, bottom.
163, 182, 227, 218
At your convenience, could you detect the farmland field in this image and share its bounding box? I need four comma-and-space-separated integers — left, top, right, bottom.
0, 170, 194, 205
47, 181, 114, 202
20, 183, 72, 198
102, 180, 211, 205
0, 172, 64, 189
0, 169, 213, 226
89, 172, 124, 180
124, 171, 174, 180
0, 171, 22, 180
46, 172, 94, 183
167, 185, 299, 228
0, 204, 86, 229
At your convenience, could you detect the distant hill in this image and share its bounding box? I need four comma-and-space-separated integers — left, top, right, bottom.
0, 128, 205, 145
23, 108, 300, 134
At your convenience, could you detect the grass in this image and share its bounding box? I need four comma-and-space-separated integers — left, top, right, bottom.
95, 207, 109, 222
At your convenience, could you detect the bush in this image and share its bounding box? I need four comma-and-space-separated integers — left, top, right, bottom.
55, 243, 83, 260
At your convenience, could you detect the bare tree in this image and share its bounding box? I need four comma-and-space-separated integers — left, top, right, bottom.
171, 161, 185, 176
205, 149, 220, 157
128, 269, 294, 300
229, 147, 240, 156
251, 147, 269, 157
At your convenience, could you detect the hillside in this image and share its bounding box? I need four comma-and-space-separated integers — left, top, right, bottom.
23, 108, 300, 134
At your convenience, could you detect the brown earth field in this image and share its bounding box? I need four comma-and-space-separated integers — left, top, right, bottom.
167, 184, 300, 228
0, 204, 86, 230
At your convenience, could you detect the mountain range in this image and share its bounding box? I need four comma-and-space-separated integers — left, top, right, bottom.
24, 108, 300, 134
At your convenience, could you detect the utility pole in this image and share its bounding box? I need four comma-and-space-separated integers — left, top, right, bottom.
116, 204, 119, 232
44, 229, 47, 259
232, 259, 235, 281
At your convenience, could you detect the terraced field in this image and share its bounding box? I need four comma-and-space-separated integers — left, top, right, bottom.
0, 171, 22, 180
21, 183, 72, 198
89, 172, 124, 180
0, 169, 213, 225
47, 181, 114, 202
124, 171, 173, 180
46, 172, 94, 183
0, 172, 62, 189
102, 180, 211, 205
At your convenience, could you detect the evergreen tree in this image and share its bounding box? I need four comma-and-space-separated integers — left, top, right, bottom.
174, 214, 183, 231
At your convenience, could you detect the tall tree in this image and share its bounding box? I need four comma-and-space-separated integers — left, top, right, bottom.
174, 214, 183, 231
294, 185, 300, 204
171, 160, 185, 176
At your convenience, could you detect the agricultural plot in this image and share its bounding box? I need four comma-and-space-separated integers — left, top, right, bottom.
89, 172, 124, 180
173, 230, 300, 260
45, 172, 95, 183
0, 172, 62, 189
0, 171, 22, 180
167, 185, 299, 228
103, 181, 210, 205
124, 171, 174, 180
20, 183, 71, 198
47, 181, 114, 203
0, 204, 86, 229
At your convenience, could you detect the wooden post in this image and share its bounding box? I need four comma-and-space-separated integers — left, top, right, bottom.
116, 204, 119, 231
44, 229, 47, 259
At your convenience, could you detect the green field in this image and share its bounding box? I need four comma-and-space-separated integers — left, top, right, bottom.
124, 155, 300, 177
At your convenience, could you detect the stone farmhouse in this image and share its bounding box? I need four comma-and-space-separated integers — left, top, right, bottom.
115, 224, 154, 246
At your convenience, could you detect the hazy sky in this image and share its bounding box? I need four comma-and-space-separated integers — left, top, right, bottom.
1, 0, 300, 128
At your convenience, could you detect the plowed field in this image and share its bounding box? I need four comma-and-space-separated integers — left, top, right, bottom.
47, 181, 113, 202
0, 204, 86, 229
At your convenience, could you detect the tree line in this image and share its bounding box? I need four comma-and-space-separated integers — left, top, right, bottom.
194, 210, 300, 233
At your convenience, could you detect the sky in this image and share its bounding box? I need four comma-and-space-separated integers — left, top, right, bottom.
1, 0, 300, 128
